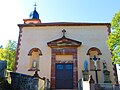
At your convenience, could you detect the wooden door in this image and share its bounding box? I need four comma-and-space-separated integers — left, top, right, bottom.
55, 63, 73, 89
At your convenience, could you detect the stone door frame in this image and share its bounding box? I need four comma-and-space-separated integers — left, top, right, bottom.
50, 48, 78, 89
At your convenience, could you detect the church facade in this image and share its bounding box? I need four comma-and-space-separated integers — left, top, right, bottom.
14, 6, 117, 89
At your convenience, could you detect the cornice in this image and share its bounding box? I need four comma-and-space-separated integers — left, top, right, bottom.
18, 22, 110, 27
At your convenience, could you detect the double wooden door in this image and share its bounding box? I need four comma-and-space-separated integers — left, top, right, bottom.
55, 63, 73, 89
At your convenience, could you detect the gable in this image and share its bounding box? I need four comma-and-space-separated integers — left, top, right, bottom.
47, 37, 82, 48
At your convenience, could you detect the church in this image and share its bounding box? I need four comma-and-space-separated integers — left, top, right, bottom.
14, 5, 118, 89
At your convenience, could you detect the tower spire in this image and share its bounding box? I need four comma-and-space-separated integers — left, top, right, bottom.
24, 2, 41, 24
29, 2, 39, 19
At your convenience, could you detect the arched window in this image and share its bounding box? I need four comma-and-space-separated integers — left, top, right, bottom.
87, 47, 102, 71
28, 48, 42, 71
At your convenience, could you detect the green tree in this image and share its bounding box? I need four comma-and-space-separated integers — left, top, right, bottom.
0, 40, 17, 71
107, 11, 120, 64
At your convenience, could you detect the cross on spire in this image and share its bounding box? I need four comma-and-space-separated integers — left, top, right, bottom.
62, 29, 66, 38
34, 2, 37, 10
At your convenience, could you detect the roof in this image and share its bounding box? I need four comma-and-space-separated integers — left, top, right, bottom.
18, 22, 110, 27
29, 10, 39, 19
29, 3, 39, 19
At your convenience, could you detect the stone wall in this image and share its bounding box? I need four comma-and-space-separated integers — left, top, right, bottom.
0, 60, 7, 77
0, 61, 47, 90
10, 72, 39, 90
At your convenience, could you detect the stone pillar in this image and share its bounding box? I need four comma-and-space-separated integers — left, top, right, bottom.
51, 52, 56, 89
82, 70, 89, 81
89, 75, 95, 90
103, 70, 112, 83
73, 51, 78, 89
33, 78, 39, 90
32, 71, 39, 90
45, 78, 50, 90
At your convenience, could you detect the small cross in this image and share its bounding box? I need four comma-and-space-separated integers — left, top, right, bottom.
34, 2, 37, 7
62, 29, 66, 38
34, 3, 37, 10
93, 55, 98, 61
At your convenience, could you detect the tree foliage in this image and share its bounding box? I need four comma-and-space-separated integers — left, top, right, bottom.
0, 40, 17, 71
107, 11, 120, 64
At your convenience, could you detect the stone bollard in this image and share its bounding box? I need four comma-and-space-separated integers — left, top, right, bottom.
82, 70, 89, 81
103, 70, 112, 83
32, 70, 39, 90
89, 75, 95, 90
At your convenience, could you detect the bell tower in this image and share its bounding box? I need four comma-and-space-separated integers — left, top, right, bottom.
23, 3, 41, 24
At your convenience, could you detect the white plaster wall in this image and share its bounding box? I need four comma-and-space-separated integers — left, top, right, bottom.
16, 25, 114, 83
116, 64, 120, 83
82, 81, 90, 90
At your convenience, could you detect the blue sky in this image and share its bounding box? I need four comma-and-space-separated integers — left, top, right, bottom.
0, 0, 120, 46
19, 0, 120, 22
